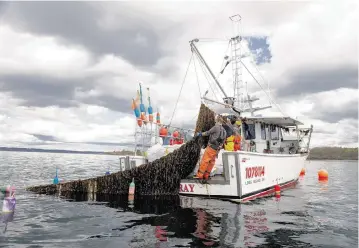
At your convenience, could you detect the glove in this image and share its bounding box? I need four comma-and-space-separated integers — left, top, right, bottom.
196, 132, 202, 137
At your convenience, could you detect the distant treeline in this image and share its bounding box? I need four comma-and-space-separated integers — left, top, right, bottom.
308, 147, 358, 160
1, 146, 357, 160
104, 150, 143, 156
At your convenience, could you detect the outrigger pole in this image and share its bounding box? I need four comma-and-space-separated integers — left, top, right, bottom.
190, 39, 228, 99
190, 14, 274, 117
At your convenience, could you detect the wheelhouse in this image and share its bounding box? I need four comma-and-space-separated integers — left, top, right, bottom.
239, 117, 313, 155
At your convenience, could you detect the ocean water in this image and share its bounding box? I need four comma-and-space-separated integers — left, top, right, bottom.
0, 151, 357, 248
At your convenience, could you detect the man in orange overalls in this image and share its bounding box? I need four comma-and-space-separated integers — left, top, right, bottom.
195, 116, 227, 180
233, 120, 241, 151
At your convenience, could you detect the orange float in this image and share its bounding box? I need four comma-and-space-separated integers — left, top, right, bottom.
159, 126, 168, 138
274, 184, 280, 196
318, 169, 328, 181
156, 112, 161, 124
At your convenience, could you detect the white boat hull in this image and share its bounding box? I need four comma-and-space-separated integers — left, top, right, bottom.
179, 151, 307, 202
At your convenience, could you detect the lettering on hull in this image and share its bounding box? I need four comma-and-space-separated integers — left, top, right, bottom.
180, 184, 195, 193
245, 166, 266, 185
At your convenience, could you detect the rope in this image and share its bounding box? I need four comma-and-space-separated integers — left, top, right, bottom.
197, 55, 219, 101
169, 53, 193, 126
239, 43, 286, 116
193, 55, 202, 97
240, 60, 286, 116
216, 40, 231, 79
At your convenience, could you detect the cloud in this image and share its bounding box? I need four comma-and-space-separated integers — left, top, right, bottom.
0, 1, 357, 151
0, 74, 93, 108
303, 88, 358, 123
31, 134, 58, 142
1, 2, 169, 68
276, 65, 358, 97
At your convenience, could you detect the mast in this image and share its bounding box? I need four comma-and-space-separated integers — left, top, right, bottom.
229, 14, 244, 110
193, 14, 271, 116
230, 15, 272, 115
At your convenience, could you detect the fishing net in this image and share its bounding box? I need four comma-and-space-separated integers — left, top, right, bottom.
27, 137, 202, 196
194, 103, 216, 148
27, 103, 218, 197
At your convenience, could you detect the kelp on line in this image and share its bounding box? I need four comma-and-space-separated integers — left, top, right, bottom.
194, 103, 216, 148
26, 103, 215, 196
26, 137, 202, 196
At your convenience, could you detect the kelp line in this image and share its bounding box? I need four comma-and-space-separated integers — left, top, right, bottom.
27, 104, 216, 196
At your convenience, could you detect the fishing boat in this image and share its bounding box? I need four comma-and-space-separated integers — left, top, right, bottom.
119, 14, 313, 203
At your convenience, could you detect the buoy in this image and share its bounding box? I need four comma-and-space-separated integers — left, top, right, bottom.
159, 126, 168, 137
318, 169, 328, 181
274, 184, 281, 198
156, 112, 161, 124
105, 167, 110, 175
129, 178, 135, 195
128, 194, 134, 206
128, 178, 135, 207
53, 168, 59, 185
173, 130, 179, 138
300, 168, 305, 176
137, 119, 143, 127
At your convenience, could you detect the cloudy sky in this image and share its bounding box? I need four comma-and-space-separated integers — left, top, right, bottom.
0, 1, 357, 151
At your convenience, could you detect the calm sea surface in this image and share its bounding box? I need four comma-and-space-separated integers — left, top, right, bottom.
0, 151, 357, 248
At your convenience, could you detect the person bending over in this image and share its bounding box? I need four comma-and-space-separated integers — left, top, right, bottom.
195, 116, 227, 180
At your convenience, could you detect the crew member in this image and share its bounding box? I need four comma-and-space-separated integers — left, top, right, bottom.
195, 116, 227, 180
223, 116, 236, 151
234, 120, 241, 151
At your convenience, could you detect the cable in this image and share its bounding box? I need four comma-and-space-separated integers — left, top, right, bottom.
196, 53, 219, 101
193, 55, 202, 98
216, 40, 231, 79
240, 60, 286, 116
239, 43, 286, 116
169, 53, 193, 126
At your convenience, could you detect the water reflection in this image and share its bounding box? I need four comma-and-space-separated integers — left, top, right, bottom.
57, 192, 317, 247
318, 180, 329, 191
1, 186, 16, 233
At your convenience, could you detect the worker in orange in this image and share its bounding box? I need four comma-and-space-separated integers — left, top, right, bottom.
195, 115, 227, 180
233, 120, 241, 151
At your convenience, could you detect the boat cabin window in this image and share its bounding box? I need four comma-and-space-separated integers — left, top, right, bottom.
260, 123, 266, 140
244, 123, 256, 140
270, 125, 279, 140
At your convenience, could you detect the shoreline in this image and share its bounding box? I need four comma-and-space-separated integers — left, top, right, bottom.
0, 146, 357, 160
